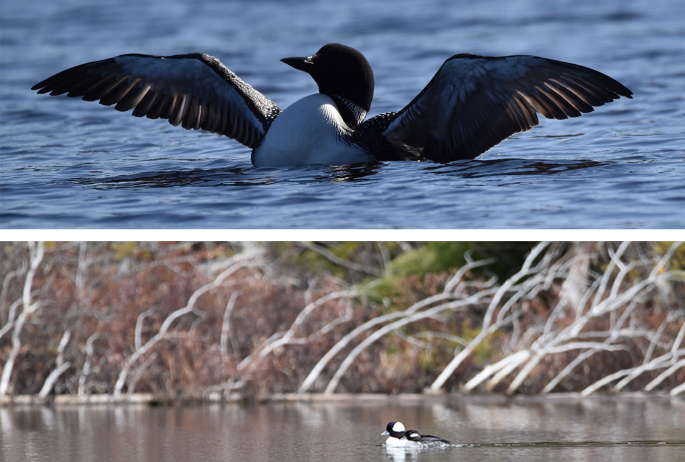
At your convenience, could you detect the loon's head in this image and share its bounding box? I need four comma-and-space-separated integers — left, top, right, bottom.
281, 43, 374, 128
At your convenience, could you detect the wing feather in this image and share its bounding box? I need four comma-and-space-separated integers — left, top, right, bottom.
32, 53, 282, 149
382, 54, 632, 162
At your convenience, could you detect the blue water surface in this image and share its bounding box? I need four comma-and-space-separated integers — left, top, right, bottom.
1, 0, 684, 228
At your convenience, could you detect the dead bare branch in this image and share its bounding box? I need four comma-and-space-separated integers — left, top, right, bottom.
114, 251, 261, 396
298, 256, 496, 393
220, 291, 240, 366
323, 292, 494, 394
455, 243, 685, 395
0, 242, 44, 396
237, 290, 356, 372
38, 330, 71, 398
430, 242, 551, 392
78, 333, 101, 396
301, 242, 383, 276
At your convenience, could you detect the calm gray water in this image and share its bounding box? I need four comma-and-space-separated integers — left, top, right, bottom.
2, 396, 684, 462
1, 0, 684, 228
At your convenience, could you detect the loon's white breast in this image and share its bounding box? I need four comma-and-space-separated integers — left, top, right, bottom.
252, 94, 373, 168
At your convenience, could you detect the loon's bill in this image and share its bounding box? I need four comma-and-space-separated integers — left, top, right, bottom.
32, 43, 632, 167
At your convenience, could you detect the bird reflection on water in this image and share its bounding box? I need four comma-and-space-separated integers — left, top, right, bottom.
383, 443, 455, 462
321, 162, 384, 183
423, 158, 606, 178
75, 161, 386, 189
77, 166, 253, 189
75, 158, 602, 190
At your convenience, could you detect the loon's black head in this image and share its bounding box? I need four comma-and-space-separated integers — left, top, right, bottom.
281, 43, 374, 128
381, 421, 406, 439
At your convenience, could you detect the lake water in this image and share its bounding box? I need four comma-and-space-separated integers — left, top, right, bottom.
2, 396, 684, 462
1, 0, 684, 228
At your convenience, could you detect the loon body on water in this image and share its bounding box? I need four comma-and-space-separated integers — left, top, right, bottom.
32, 43, 632, 167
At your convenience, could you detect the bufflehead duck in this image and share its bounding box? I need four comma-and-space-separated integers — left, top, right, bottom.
404, 429, 452, 448
32, 43, 632, 167
382, 421, 408, 447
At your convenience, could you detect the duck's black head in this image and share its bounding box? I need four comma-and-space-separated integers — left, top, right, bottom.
382, 421, 406, 438
281, 43, 374, 128
405, 430, 421, 442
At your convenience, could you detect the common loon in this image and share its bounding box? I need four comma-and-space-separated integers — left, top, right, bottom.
32, 43, 632, 167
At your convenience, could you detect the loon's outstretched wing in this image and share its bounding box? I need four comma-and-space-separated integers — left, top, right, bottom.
379, 54, 632, 162
32, 53, 281, 149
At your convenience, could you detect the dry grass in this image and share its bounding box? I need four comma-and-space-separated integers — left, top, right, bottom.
0, 241, 683, 400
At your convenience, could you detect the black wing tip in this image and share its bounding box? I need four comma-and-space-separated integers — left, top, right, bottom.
556, 57, 634, 100
31, 62, 91, 93
608, 84, 633, 100
32, 75, 61, 92
604, 78, 632, 100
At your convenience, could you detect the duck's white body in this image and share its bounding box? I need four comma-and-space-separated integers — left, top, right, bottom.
384, 436, 408, 447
